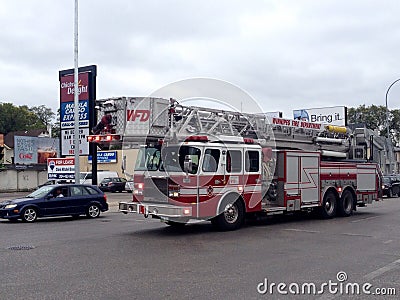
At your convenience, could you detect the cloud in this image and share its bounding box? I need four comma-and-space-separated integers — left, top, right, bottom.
1, 0, 400, 118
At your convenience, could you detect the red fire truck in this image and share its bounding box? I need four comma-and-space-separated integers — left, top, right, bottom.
118, 98, 382, 230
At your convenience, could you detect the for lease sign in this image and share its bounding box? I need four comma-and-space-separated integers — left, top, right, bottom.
47, 158, 75, 180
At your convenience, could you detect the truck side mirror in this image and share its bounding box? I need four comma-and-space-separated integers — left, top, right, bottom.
184, 155, 193, 174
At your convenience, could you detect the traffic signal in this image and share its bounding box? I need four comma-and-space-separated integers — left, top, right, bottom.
87, 134, 121, 143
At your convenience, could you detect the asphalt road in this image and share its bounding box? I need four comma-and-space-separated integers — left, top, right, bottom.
1, 193, 400, 300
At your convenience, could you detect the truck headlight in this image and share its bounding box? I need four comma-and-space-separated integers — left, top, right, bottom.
5, 204, 17, 209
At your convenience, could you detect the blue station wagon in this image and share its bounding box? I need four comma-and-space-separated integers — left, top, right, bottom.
0, 184, 108, 222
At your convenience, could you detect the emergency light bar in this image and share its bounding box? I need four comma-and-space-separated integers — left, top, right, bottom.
87, 134, 121, 143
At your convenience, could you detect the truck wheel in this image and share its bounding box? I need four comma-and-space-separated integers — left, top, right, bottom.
320, 191, 337, 219
337, 190, 354, 217
211, 199, 244, 231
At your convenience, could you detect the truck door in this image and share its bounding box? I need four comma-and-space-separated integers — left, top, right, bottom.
285, 151, 320, 209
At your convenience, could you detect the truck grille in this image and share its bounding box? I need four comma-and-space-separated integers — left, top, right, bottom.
144, 177, 168, 203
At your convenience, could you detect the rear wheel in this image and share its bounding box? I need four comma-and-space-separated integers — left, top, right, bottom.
86, 204, 101, 218
337, 190, 354, 217
21, 207, 38, 223
211, 198, 244, 231
320, 191, 337, 219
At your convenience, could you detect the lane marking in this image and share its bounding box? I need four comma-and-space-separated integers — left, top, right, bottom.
364, 258, 400, 280
283, 228, 320, 233
340, 233, 373, 237
383, 240, 393, 244
350, 216, 380, 223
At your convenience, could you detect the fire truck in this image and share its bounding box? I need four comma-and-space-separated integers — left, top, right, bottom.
118, 97, 382, 230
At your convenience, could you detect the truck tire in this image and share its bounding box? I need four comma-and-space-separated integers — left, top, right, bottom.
320, 191, 337, 219
211, 198, 244, 231
337, 190, 354, 217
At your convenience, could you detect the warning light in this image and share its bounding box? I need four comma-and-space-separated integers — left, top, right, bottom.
87, 134, 121, 143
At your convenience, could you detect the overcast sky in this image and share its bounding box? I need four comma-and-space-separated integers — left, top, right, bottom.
1, 0, 400, 118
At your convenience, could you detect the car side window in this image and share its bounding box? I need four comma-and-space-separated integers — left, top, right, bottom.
203, 149, 220, 172
85, 186, 100, 195
70, 186, 84, 196
245, 150, 259, 172
226, 150, 242, 173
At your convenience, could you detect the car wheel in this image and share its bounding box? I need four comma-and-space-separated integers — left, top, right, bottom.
337, 190, 354, 217
21, 207, 38, 223
86, 204, 101, 218
389, 188, 393, 198
320, 191, 337, 219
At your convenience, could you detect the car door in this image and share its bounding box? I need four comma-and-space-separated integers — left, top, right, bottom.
115, 178, 125, 191
43, 186, 70, 216
68, 186, 92, 214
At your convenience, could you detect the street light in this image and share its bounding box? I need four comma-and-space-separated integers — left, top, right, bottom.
385, 78, 400, 139
385, 78, 400, 173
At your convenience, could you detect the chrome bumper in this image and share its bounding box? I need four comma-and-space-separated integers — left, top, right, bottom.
119, 202, 192, 218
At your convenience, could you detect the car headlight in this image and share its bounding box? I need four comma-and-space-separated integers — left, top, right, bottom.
5, 204, 17, 209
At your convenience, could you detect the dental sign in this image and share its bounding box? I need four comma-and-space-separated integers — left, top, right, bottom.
293, 106, 347, 126
59, 66, 96, 156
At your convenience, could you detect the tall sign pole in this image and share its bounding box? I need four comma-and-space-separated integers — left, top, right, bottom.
59, 65, 97, 183
73, 0, 80, 182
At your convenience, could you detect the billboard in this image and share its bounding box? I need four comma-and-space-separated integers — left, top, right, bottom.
14, 136, 38, 164
293, 106, 347, 126
14, 136, 59, 165
59, 65, 97, 156
38, 138, 59, 164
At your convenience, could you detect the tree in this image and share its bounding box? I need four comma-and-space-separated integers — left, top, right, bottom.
30, 105, 55, 127
0, 102, 46, 135
347, 104, 400, 144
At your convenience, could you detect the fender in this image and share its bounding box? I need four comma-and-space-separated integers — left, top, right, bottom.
20, 204, 42, 216
321, 186, 339, 204
215, 191, 243, 216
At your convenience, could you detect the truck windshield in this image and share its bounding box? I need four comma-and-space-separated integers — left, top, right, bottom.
161, 146, 201, 174
135, 146, 162, 171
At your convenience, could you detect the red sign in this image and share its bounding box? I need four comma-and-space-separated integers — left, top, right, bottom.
60, 72, 89, 102
126, 110, 150, 122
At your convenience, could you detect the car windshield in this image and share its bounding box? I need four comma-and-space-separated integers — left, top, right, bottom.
102, 178, 112, 183
383, 177, 392, 183
161, 145, 201, 174
26, 186, 54, 198
135, 146, 162, 171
